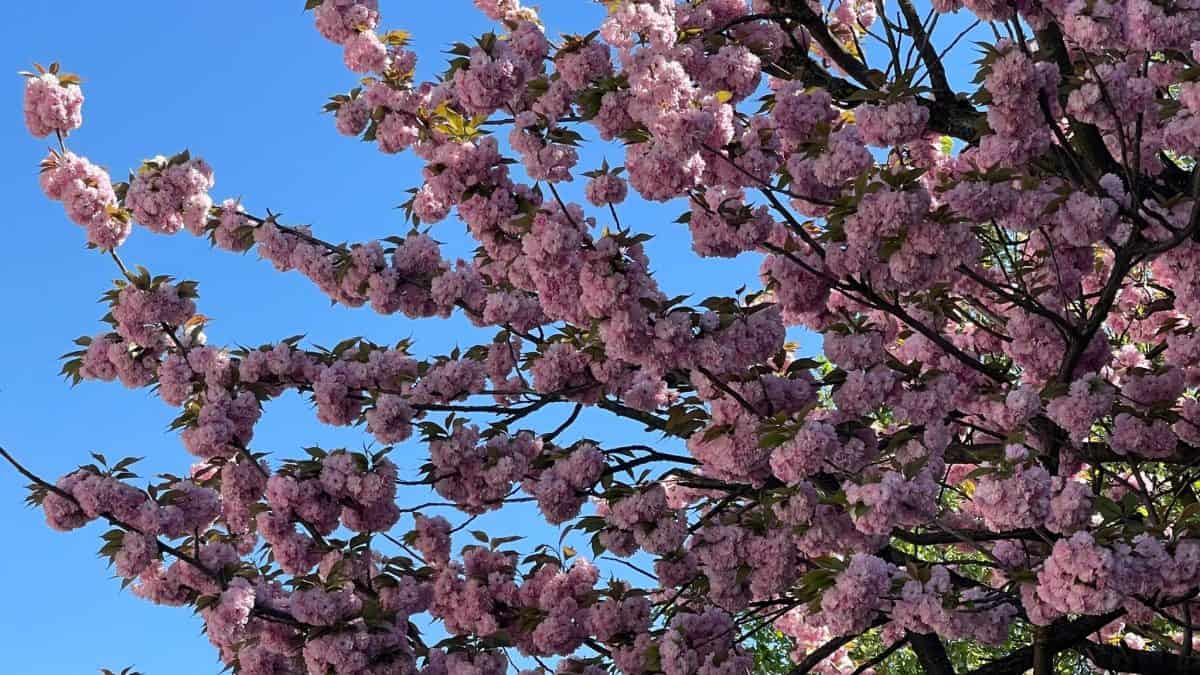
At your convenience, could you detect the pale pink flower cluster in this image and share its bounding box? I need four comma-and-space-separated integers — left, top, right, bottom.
525, 444, 605, 524
845, 469, 939, 535
771, 420, 840, 484
1109, 411, 1176, 458
969, 462, 1051, 532
1046, 374, 1114, 443
39, 151, 130, 249
693, 522, 802, 609
1046, 477, 1094, 534
303, 621, 412, 674
584, 172, 628, 207
413, 514, 452, 565
365, 394, 416, 444
855, 99, 929, 147
555, 42, 612, 89
313, 0, 379, 45
980, 44, 1059, 167
775, 607, 860, 674
410, 357, 487, 404
510, 559, 599, 656
687, 187, 774, 258
219, 459, 267, 533
43, 470, 225, 584
205, 578, 256, 647
474, 0, 534, 24
817, 554, 895, 636
427, 547, 526, 641
659, 609, 753, 675
125, 155, 214, 235
319, 451, 400, 532
1122, 367, 1187, 406
77, 332, 158, 388
823, 330, 884, 370
291, 585, 364, 626
531, 342, 597, 401
509, 114, 579, 183
455, 42, 530, 117
770, 82, 837, 149
157, 480, 221, 539
600, 0, 677, 51
761, 247, 833, 324
1036, 532, 1125, 616
429, 426, 541, 513
111, 282, 196, 347
178, 388, 260, 459
597, 485, 686, 559
23, 72, 83, 138
343, 31, 388, 73
892, 566, 1016, 645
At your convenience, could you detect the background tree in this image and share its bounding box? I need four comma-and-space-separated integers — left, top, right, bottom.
11, 0, 1200, 673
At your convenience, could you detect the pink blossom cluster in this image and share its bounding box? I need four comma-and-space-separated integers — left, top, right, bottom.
525, 443, 605, 524
1046, 374, 1115, 443
596, 485, 686, 558
23, 71, 83, 138
687, 187, 775, 258
77, 332, 158, 388
689, 522, 800, 610
658, 609, 753, 675
1035, 532, 1126, 616
429, 426, 542, 514
319, 450, 401, 532
816, 554, 895, 636
892, 566, 1016, 645
775, 608, 860, 674
111, 282, 197, 347
584, 172, 628, 207
978, 43, 1058, 167
855, 99, 929, 147
125, 154, 214, 235
845, 468, 939, 535
968, 462, 1052, 532
770, 420, 841, 484
38, 151, 130, 249
313, 0, 379, 45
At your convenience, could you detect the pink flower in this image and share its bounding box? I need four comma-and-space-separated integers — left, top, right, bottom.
125, 154, 214, 235
856, 99, 929, 147
23, 72, 83, 138
343, 31, 388, 73
38, 151, 130, 249
313, 0, 379, 45
584, 172, 628, 206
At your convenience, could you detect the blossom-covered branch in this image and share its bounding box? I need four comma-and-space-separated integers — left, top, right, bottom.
16, 0, 1200, 673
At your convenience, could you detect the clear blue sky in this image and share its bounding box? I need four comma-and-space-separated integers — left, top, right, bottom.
0, 3, 826, 672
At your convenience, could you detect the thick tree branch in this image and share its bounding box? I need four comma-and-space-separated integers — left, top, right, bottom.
909, 632, 957, 675
787, 634, 857, 674
896, 0, 952, 101
967, 612, 1123, 675
1077, 642, 1200, 673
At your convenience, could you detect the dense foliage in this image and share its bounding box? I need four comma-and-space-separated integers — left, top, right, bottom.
14, 0, 1200, 673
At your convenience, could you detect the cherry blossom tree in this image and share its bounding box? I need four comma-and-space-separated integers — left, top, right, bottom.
12, 0, 1200, 673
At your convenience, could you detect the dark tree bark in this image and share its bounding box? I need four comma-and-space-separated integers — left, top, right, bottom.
967, 612, 1122, 675
908, 632, 957, 675
1077, 642, 1200, 673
